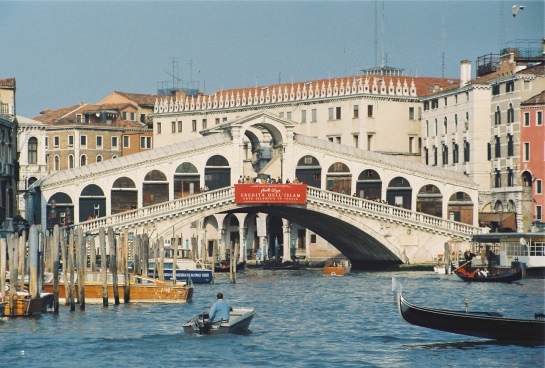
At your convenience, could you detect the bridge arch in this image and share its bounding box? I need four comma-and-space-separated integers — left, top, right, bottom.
326, 162, 351, 194
356, 169, 382, 200
79, 184, 106, 222
447, 191, 473, 225
174, 162, 200, 199
295, 155, 321, 188
47, 192, 74, 228
416, 184, 443, 217
111, 176, 137, 214
142, 169, 169, 207
205, 154, 230, 191
386, 176, 412, 210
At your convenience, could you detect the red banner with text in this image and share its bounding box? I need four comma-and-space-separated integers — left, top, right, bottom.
234, 184, 307, 204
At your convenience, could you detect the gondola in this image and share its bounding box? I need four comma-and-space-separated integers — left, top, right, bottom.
454, 268, 523, 283
392, 277, 545, 343
215, 261, 246, 273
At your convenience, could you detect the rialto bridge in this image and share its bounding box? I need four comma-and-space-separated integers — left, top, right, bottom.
29, 111, 481, 268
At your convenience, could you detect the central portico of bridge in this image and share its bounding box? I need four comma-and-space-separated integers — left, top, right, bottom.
34, 110, 480, 267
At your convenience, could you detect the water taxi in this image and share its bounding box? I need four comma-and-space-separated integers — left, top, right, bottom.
147, 249, 213, 284
322, 259, 351, 276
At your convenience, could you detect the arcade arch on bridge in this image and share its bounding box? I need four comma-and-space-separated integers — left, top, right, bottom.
386, 177, 412, 210
79, 184, 106, 222
205, 155, 230, 191
295, 155, 321, 188
326, 162, 351, 194
174, 162, 200, 198
416, 184, 443, 218
356, 169, 382, 200
143, 169, 168, 207
47, 192, 73, 228
111, 176, 137, 214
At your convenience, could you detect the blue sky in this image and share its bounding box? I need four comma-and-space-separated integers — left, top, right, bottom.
1, 1, 543, 117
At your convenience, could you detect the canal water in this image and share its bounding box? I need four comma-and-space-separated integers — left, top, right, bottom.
1, 269, 543, 367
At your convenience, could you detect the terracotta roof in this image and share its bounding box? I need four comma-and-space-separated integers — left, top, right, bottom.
518, 63, 545, 76
521, 90, 545, 105
0, 78, 15, 88
111, 91, 159, 106
32, 104, 82, 124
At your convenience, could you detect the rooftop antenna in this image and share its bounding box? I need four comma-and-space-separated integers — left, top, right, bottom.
163, 57, 181, 91
374, 0, 378, 67
442, 14, 445, 78
380, 1, 385, 68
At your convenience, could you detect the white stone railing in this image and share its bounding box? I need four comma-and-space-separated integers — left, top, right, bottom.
305, 187, 480, 236
76, 185, 479, 237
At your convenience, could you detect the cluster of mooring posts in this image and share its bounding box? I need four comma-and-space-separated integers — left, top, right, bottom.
0, 224, 243, 317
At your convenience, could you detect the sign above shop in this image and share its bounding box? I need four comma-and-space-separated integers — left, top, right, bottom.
234, 184, 307, 205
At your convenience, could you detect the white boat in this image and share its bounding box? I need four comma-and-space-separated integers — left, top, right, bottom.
147, 248, 213, 284
183, 307, 256, 335
433, 265, 446, 274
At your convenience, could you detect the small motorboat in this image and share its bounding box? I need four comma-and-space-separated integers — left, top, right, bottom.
183, 307, 256, 335
454, 268, 523, 283
392, 277, 545, 343
215, 261, 246, 273
433, 264, 446, 274
323, 259, 351, 276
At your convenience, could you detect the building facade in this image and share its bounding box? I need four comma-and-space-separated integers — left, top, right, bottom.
520, 90, 545, 230
0, 78, 19, 232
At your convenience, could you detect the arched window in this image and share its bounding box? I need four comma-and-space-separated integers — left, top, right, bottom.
443, 117, 447, 134
68, 154, 74, 169
96, 155, 103, 163
54, 155, 60, 171
507, 103, 514, 124
495, 106, 501, 125
454, 114, 458, 131
425, 120, 429, 137
80, 154, 87, 166
434, 119, 438, 136
28, 137, 38, 164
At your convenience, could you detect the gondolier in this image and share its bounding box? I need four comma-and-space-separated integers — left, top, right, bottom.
464, 249, 476, 270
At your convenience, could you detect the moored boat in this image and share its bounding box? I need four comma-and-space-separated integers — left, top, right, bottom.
322, 259, 351, 276
147, 248, 213, 283
215, 260, 246, 273
454, 267, 523, 283
43, 273, 193, 304
261, 259, 300, 270
183, 307, 256, 335
392, 277, 545, 343
3, 297, 44, 317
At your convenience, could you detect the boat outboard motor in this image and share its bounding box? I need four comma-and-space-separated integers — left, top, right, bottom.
198, 313, 210, 335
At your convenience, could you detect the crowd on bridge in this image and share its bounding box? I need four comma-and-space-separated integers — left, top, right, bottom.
237, 175, 303, 185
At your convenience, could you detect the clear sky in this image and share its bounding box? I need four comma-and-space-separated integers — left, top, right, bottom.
1, 1, 543, 118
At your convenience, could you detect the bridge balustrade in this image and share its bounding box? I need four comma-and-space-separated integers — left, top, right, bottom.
75, 186, 479, 236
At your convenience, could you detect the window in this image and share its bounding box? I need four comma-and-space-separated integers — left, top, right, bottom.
431, 99, 438, 109
435, 119, 438, 136
335, 107, 341, 119
68, 154, 74, 169
312, 109, 317, 122
80, 135, 87, 147
54, 136, 59, 148
537, 206, 543, 221
335, 136, 341, 144
122, 112, 127, 120
130, 112, 135, 121
157, 122, 161, 134
123, 135, 130, 148
454, 114, 458, 131
453, 143, 459, 164
287, 111, 292, 120
140, 114, 146, 124
28, 137, 37, 164
409, 107, 414, 120
80, 155, 87, 166
68, 135, 74, 147
178, 121, 183, 132
223, 117, 227, 122
455, 94, 458, 104
487, 142, 492, 161
464, 141, 470, 162
507, 134, 513, 157
523, 112, 530, 126
301, 110, 306, 123
506, 80, 515, 93
537, 180, 543, 194
409, 137, 414, 154
96, 155, 103, 163
45, 137, 49, 149
523, 142, 530, 161
423, 101, 429, 111
140, 136, 152, 149
279, 112, 284, 118
495, 106, 501, 125
96, 136, 103, 148
495, 169, 501, 188
328, 137, 333, 142
367, 135, 373, 151
443, 117, 447, 134
353, 105, 359, 118
424, 147, 429, 165
215, 118, 220, 125
112, 136, 118, 148
538, 111, 543, 126
54, 155, 60, 171
310, 234, 317, 243
84, 115, 90, 123
508, 169, 514, 187
328, 108, 334, 120
367, 105, 373, 117
433, 146, 438, 166
492, 84, 500, 95
443, 97, 448, 106
192, 120, 197, 131
76, 114, 82, 123
495, 136, 501, 158
442, 144, 448, 165
202, 119, 207, 129
507, 103, 514, 123
172, 121, 176, 133
425, 120, 429, 137
353, 134, 359, 148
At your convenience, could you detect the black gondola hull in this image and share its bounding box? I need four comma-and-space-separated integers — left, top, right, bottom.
454, 269, 523, 283
396, 292, 545, 343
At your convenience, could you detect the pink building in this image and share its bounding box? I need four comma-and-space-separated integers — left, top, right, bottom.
520, 90, 545, 230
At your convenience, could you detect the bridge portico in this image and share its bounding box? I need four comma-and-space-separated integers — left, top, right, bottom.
32, 110, 480, 267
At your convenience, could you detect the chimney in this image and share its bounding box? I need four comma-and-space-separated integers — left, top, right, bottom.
460, 60, 471, 87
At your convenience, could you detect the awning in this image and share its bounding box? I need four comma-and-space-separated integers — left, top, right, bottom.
479, 212, 516, 229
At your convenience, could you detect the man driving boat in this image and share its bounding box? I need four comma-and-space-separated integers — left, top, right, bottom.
209, 293, 230, 323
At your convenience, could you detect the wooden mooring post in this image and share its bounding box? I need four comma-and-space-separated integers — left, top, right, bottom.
77, 227, 85, 310
8, 234, 16, 316
172, 234, 178, 284
28, 225, 39, 299
99, 227, 108, 306
68, 228, 76, 310
53, 225, 60, 313
0, 238, 6, 308
123, 228, 130, 303
159, 236, 164, 281
108, 227, 119, 305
